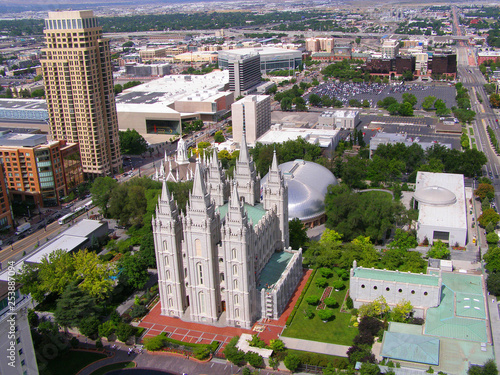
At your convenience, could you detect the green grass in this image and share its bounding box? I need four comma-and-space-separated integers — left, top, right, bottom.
281, 270, 357, 346
89, 361, 135, 375
287, 349, 348, 365
469, 128, 474, 135
45, 351, 107, 375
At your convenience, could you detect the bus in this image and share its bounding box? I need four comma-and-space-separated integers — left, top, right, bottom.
84, 200, 93, 210
58, 206, 86, 225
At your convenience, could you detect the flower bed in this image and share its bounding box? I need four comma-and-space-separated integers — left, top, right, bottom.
317, 287, 333, 310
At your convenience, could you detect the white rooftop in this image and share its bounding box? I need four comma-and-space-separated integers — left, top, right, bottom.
64, 219, 105, 236
236, 334, 273, 359
320, 110, 358, 118
219, 47, 301, 57
414, 172, 466, 232
258, 126, 340, 148
25, 235, 87, 264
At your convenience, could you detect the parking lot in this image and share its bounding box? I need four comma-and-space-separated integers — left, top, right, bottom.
306, 82, 457, 109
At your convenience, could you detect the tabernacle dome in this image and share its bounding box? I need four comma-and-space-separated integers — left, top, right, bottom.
262, 159, 338, 227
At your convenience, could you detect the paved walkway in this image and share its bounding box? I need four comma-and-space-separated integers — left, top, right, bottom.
280, 337, 349, 357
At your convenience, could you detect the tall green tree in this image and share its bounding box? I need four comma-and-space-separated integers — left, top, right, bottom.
55, 282, 98, 330
90, 176, 118, 217
119, 129, 148, 155
289, 218, 308, 250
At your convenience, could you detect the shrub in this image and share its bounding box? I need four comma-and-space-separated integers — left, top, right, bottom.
353, 331, 374, 346
248, 334, 266, 348
194, 346, 211, 360
317, 309, 334, 321
78, 316, 100, 339
269, 339, 285, 352
333, 280, 344, 290
129, 304, 148, 319
324, 297, 338, 308
98, 320, 116, 339
304, 308, 314, 319
95, 338, 103, 349
269, 357, 280, 370
346, 296, 354, 309
319, 267, 333, 278
70, 336, 79, 348
359, 316, 384, 336
28, 309, 39, 327
305, 295, 320, 305
116, 323, 136, 342
315, 277, 328, 288
286, 269, 317, 325
224, 336, 246, 366
144, 335, 167, 351
245, 351, 264, 368
410, 317, 425, 325
284, 353, 301, 372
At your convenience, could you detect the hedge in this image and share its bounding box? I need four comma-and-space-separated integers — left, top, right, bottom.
286, 269, 317, 326
159, 332, 219, 352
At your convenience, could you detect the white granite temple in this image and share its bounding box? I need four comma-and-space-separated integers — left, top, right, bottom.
152, 134, 302, 328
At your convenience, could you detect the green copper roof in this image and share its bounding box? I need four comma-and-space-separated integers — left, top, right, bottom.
217, 202, 267, 228
257, 251, 294, 290
381, 331, 440, 365
353, 267, 440, 287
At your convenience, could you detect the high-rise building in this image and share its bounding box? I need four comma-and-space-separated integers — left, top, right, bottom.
0, 281, 39, 375
41, 10, 121, 177
232, 95, 271, 145
226, 54, 261, 97
305, 37, 334, 53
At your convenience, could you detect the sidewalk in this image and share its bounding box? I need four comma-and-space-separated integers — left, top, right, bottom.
280, 337, 349, 357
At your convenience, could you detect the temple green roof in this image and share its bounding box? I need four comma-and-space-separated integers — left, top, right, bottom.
257, 251, 294, 290
381, 331, 440, 365
352, 267, 440, 287
217, 202, 267, 228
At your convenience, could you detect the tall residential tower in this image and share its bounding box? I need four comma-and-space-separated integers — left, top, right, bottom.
41, 11, 121, 177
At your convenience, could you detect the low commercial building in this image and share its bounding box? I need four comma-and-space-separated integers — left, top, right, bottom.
414, 172, 467, 247
25, 219, 109, 264
124, 63, 171, 77
317, 110, 360, 129
174, 51, 218, 64
0, 99, 48, 122
0, 132, 83, 207
477, 50, 500, 65
369, 132, 452, 157
116, 71, 233, 139
258, 124, 341, 151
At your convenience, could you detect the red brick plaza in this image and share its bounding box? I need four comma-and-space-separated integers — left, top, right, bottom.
139, 269, 313, 350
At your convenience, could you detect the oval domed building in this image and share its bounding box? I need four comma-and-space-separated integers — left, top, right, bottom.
262, 159, 338, 227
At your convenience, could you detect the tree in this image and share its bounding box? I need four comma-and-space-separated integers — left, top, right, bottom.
360, 362, 381, 375
306, 295, 320, 305
119, 129, 148, 155
269, 339, 285, 352
144, 335, 167, 351
387, 103, 400, 115
289, 218, 308, 250
73, 250, 116, 300
245, 352, 264, 368
98, 320, 116, 339
422, 96, 437, 110
398, 101, 414, 116
487, 272, 500, 296
391, 299, 413, 322
468, 359, 498, 375
55, 282, 97, 330
402, 93, 417, 107
485, 247, 500, 273
358, 296, 390, 318
355, 37, 361, 45
118, 252, 150, 289
388, 229, 418, 252
116, 323, 136, 342
349, 99, 362, 108
427, 240, 450, 259
317, 309, 334, 321
479, 209, 500, 228
224, 337, 246, 366
321, 95, 333, 107
281, 97, 292, 111
487, 232, 499, 245
293, 96, 308, 111
490, 94, 500, 108
90, 177, 118, 217
114, 84, 123, 95
324, 297, 338, 308
316, 277, 328, 288
475, 183, 495, 200
284, 353, 301, 372
78, 316, 100, 339
214, 131, 225, 143
38, 249, 76, 295
309, 93, 321, 106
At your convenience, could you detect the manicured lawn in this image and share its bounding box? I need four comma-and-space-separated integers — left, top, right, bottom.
45, 351, 107, 375
90, 361, 136, 375
281, 270, 357, 346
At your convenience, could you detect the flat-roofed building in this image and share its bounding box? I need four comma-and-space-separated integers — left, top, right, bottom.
41, 11, 121, 177
0, 132, 83, 207
218, 47, 302, 74
116, 71, 233, 139
413, 172, 467, 247
317, 110, 360, 129
306, 37, 334, 53
382, 39, 400, 58
125, 63, 171, 77
232, 95, 271, 144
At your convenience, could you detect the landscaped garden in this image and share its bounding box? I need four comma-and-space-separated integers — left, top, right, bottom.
44, 350, 107, 375
281, 268, 358, 346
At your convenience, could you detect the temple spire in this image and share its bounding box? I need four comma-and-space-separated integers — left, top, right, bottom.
239, 131, 249, 163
